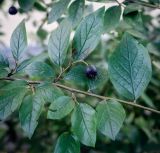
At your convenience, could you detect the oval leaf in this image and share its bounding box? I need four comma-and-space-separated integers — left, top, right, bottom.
48, 20, 71, 66
108, 33, 152, 100
73, 7, 105, 60
10, 20, 27, 61
96, 100, 126, 140
71, 103, 97, 147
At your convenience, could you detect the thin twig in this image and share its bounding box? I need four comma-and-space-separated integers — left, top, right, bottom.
115, 0, 125, 8
0, 77, 160, 115
115, 0, 121, 5
54, 60, 88, 82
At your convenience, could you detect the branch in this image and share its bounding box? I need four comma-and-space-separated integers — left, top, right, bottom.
0, 77, 160, 115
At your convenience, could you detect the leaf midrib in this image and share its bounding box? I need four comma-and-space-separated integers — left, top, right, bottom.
79, 105, 94, 145
76, 16, 96, 59
126, 36, 136, 100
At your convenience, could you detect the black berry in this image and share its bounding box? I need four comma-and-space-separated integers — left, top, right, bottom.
85, 65, 98, 79
8, 6, 18, 15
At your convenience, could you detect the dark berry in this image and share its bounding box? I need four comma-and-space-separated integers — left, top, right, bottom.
8, 6, 18, 15
85, 65, 98, 79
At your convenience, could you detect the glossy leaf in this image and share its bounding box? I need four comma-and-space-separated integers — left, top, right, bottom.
54, 133, 80, 153
71, 103, 97, 147
10, 20, 27, 61
19, 94, 44, 138
18, 0, 37, 11
96, 100, 126, 140
48, 20, 71, 66
68, 0, 85, 28
104, 6, 122, 32
48, 0, 71, 24
25, 61, 55, 80
48, 96, 75, 120
108, 33, 152, 100
73, 7, 105, 60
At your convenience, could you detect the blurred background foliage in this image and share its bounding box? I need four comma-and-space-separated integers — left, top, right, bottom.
0, 0, 160, 153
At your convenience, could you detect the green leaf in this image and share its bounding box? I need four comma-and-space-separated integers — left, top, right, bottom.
48, 20, 71, 66
1, 80, 27, 90
0, 67, 8, 77
25, 61, 55, 80
104, 6, 122, 32
34, 2, 47, 12
16, 59, 33, 72
54, 133, 80, 153
87, 68, 108, 90
48, 96, 75, 120
48, 0, 71, 24
68, 0, 85, 28
0, 83, 27, 120
123, 4, 141, 15
71, 103, 97, 147
17, 53, 49, 72
64, 64, 108, 90
37, 28, 48, 40
0, 52, 9, 67
10, 20, 27, 61
64, 65, 87, 83
18, 0, 37, 11
73, 7, 105, 60
36, 83, 64, 103
108, 33, 152, 100
96, 100, 126, 140
123, 11, 146, 38
126, 29, 146, 40
19, 94, 44, 138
